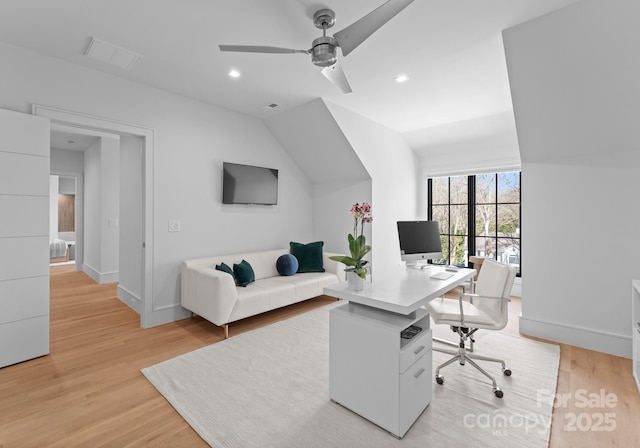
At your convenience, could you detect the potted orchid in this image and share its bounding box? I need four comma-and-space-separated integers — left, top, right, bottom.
330, 202, 372, 290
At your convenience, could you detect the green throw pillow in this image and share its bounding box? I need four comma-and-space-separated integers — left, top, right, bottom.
215, 262, 236, 281
290, 241, 325, 273
233, 259, 255, 287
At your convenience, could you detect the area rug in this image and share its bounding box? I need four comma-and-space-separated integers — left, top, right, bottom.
142, 303, 560, 448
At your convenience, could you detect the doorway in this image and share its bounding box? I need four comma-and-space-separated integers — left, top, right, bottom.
49, 174, 78, 268
35, 105, 156, 328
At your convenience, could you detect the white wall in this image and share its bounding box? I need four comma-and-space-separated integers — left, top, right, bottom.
100, 137, 120, 281
313, 180, 372, 261
0, 41, 314, 325
324, 101, 419, 276
83, 140, 101, 279
58, 176, 76, 195
504, 0, 640, 356
118, 136, 143, 312
51, 148, 84, 173
49, 175, 58, 240
263, 99, 373, 261
82, 136, 120, 283
410, 111, 521, 176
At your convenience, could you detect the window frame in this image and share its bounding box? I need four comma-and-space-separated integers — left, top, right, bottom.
427, 171, 521, 276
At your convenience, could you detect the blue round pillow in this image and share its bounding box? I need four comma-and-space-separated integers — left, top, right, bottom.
276, 254, 298, 276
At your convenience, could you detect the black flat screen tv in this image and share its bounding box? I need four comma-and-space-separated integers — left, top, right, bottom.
222, 162, 279, 205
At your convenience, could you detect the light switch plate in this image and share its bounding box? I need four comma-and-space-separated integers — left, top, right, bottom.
168, 220, 181, 232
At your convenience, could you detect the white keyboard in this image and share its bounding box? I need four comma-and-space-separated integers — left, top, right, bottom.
431, 271, 454, 280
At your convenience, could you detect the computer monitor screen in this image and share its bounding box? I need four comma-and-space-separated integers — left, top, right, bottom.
397, 220, 443, 265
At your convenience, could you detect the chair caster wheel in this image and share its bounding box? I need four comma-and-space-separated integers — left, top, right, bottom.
435, 375, 444, 385
494, 388, 504, 398
503, 368, 512, 376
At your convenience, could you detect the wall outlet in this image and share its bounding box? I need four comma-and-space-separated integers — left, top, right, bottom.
108, 218, 119, 227
168, 220, 181, 232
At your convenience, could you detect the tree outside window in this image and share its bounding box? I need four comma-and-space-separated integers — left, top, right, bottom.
428, 171, 521, 275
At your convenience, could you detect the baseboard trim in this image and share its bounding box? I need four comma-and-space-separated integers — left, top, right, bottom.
82, 263, 119, 284
141, 304, 191, 328
519, 315, 631, 358
100, 271, 119, 284
82, 263, 100, 283
117, 285, 141, 314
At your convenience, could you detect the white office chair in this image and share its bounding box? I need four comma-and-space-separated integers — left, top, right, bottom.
426, 259, 517, 398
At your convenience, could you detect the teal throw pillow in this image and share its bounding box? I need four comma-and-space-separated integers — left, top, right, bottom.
276, 254, 298, 276
290, 241, 325, 273
215, 262, 236, 281
233, 259, 255, 287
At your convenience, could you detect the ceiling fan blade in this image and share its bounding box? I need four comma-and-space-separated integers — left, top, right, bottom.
219, 45, 309, 55
321, 61, 352, 94
333, 0, 414, 57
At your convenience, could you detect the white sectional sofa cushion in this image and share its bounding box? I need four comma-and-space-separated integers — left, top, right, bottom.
181, 248, 344, 337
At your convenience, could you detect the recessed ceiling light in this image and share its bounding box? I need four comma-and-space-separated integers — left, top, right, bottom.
228, 69, 241, 78
395, 74, 410, 83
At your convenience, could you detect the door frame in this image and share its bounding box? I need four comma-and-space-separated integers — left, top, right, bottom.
34, 105, 156, 328
49, 171, 83, 271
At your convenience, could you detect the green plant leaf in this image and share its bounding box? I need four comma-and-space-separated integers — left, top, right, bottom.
349, 237, 361, 260
329, 255, 357, 267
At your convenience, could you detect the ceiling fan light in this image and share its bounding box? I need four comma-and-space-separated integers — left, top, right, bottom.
311, 36, 337, 67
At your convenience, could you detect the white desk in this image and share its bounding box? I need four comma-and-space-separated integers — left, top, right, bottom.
323, 265, 475, 438
325, 266, 476, 315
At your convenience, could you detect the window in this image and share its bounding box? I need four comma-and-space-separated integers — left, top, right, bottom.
427, 171, 521, 275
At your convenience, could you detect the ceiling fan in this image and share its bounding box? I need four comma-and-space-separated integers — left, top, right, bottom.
219, 0, 415, 94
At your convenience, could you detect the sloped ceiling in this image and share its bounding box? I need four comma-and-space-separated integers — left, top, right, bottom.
264, 98, 370, 184
0, 0, 583, 157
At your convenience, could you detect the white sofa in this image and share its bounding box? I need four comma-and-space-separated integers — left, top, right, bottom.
181, 248, 345, 338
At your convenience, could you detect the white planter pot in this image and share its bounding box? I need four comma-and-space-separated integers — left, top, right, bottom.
347, 271, 364, 291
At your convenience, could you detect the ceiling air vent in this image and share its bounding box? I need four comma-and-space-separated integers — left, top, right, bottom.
84, 37, 141, 70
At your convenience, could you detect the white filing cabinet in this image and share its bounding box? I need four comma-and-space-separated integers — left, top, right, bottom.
633, 280, 640, 393
329, 302, 432, 438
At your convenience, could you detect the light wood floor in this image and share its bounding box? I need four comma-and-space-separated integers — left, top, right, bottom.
0, 266, 638, 447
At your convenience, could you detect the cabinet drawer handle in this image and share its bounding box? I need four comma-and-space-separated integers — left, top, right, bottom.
413, 345, 425, 355
414, 368, 425, 378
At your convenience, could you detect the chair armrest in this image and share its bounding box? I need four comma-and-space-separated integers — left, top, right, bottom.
181, 264, 238, 326
454, 294, 509, 328
460, 293, 510, 302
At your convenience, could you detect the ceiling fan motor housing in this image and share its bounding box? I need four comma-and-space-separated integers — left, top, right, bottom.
311, 36, 338, 67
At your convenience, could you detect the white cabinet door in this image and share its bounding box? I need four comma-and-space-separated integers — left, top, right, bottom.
399, 348, 432, 436
0, 108, 50, 368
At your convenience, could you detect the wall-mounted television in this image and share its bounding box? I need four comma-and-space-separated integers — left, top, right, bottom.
222, 162, 279, 205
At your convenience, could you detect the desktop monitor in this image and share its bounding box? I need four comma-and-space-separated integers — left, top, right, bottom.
397, 221, 443, 266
